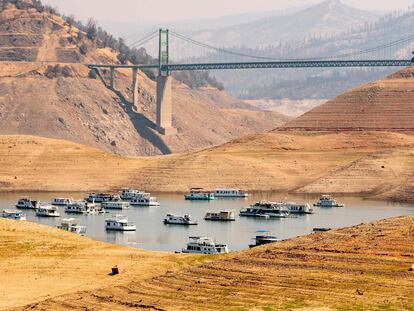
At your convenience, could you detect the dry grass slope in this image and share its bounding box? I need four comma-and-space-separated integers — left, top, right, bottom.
0, 219, 200, 310
13, 216, 414, 310
283, 66, 414, 131
0, 132, 414, 203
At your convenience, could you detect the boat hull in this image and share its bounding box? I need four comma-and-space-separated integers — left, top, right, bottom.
164, 220, 197, 225
105, 227, 136, 231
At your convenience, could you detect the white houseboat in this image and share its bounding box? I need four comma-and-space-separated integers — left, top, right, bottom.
15, 198, 40, 209
214, 188, 249, 198
57, 218, 86, 234
182, 237, 229, 254
2, 209, 26, 221
276, 202, 314, 214
239, 201, 290, 218
119, 188, 143, 200
130, 193, 160, 206
36, 206, 60, 217
164, 214, 198, 225
51, 198, 73, 206
65, 201, 103, 214
314, 195, 345, 208
105, 215, 136, 231
85, 193, 118, 203
184, 188, 215, 201
101, 201, 130, 210
204, 210, 236, 221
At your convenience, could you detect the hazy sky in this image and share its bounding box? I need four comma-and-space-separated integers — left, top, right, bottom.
42, 0, 414, 24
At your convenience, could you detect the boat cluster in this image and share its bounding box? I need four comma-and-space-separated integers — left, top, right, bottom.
1, 188, 345, 255
2, 189, 161, 233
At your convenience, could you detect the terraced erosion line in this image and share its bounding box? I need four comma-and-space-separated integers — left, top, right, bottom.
14, 216, 414, 311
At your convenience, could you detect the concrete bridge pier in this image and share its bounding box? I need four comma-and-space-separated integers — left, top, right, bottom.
110, 68, 115, 90
156, 75, 176, 135
132, 68, 140, 112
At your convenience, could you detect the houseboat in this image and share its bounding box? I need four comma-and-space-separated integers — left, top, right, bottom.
277, 202, 314, 214
85, 193, 118, 203
2, 209, 26, 221
65, 201, 103, 214
239, 201, 290, 218
314, 195, 345, 208
181, 237, 229, 254
51, 198, 73, 206
101, 201, 130, 210
249, 230, 279, 248
214, 188, 249, 198
204, 210, 236, 221
119, 188, 143, 200
57, 218, 86, 234
15, 198, 40, 209
163, 214, 198, 225
130, 193, 160, 206
36, 206, 60, 217
105, 215, 136, 231
184, 188, 215, 201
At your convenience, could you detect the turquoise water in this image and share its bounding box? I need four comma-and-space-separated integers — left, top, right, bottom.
1, 192, 413, 252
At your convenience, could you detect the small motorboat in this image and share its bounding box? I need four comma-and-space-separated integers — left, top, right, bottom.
249, 230, 279, 248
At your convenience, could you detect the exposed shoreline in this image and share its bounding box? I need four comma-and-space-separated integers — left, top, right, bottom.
4, 215, 414, 310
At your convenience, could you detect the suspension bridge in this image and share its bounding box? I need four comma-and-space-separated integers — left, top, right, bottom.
88, 29, 414, 135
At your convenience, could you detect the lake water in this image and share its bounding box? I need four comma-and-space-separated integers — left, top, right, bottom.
1, 192, 413, 252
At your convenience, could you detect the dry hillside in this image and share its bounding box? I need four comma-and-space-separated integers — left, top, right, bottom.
11, 216, 414, 310
1, 132, 413, 203
0, 218, 200, 310
0, 3, 289, 156
283, 66, 414, 131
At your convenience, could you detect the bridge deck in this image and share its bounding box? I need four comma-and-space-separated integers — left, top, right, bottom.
88, 59, 413, 72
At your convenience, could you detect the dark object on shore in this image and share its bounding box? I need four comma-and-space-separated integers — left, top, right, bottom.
409, 264, 414, 271
313, 227, 331, 232
110, 266, 119, 275
356, 289, 364, 295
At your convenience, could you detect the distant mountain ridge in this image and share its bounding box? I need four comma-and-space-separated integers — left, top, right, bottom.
187, 0, 379, 48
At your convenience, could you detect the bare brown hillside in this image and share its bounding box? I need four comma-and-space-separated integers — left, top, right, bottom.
0, 3, 289, 156
283, 66, 414, 131
1, 133, 413, 204
13, 216, 414, 310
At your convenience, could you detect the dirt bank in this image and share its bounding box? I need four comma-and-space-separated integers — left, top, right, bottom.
9, 215, 414, 310
0, 132, 413, 203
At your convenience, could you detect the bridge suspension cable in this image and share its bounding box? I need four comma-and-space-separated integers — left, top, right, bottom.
128, 30, 159, 49
169, 30, 414, 62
